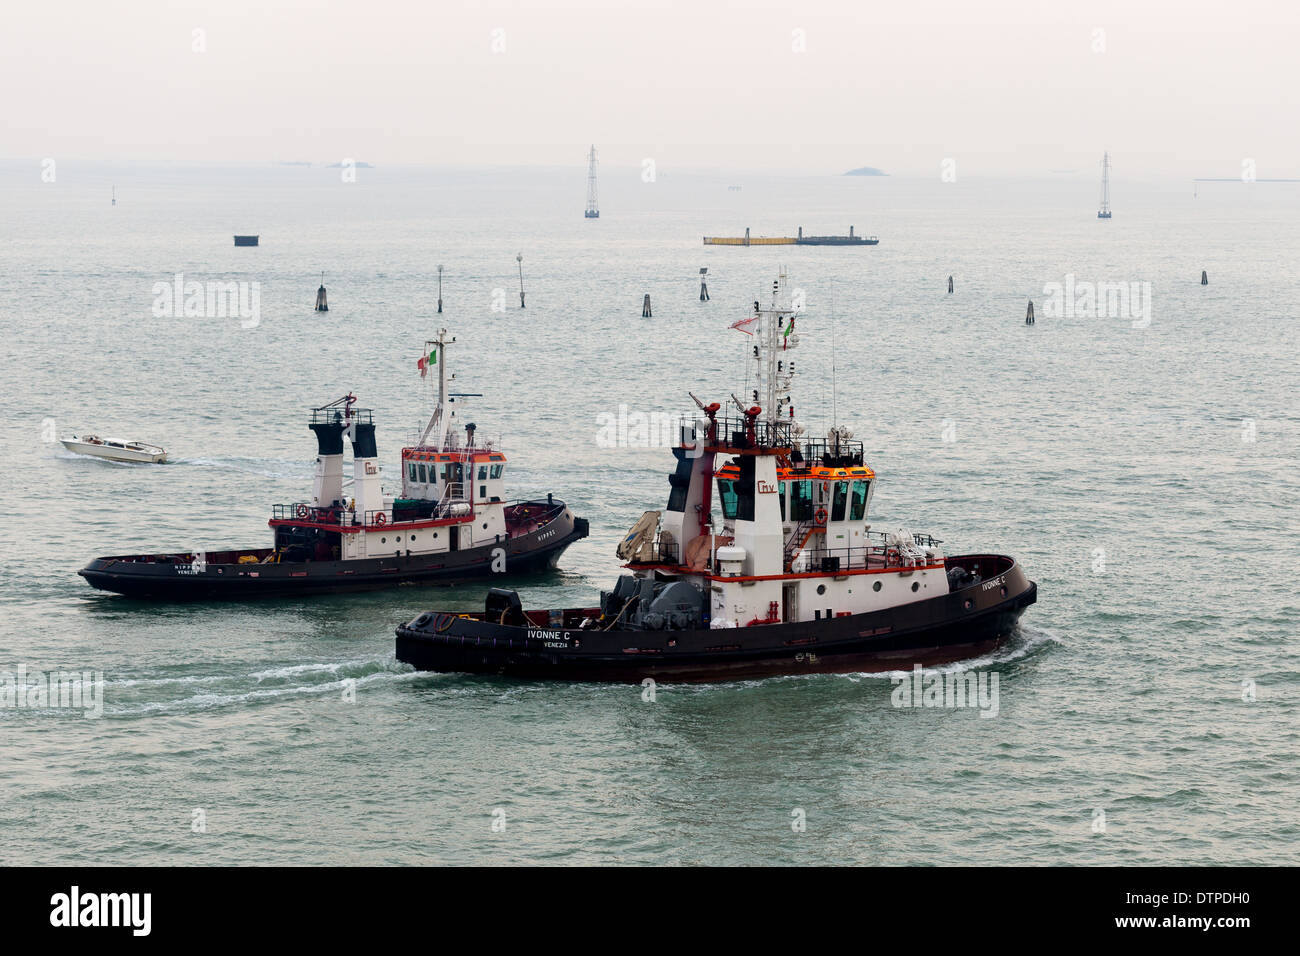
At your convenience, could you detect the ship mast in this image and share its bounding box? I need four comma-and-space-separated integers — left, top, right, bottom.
418, 328, 455, 450
1099, 151, 1111, 217
584, 145, 600, 219
745, 271, 798, 435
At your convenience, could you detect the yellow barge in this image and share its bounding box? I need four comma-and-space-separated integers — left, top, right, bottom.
703, 226, 878, 247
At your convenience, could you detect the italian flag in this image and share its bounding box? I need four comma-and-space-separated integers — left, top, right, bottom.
417, 347, 438, 377
782, 316, 796, 348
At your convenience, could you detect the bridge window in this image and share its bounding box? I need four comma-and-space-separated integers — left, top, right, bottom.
490, 464, 503, 479
735, 458, 755, 522
667, 457, 692, 512
850, 480, 870, 521
418, 463, 428, 483
408, 462, 418, 482
831, 482, 848, 522
778, 481, 787, 522
718, 479, 738, 519
790, 480, 813, 521
478, 465, 488, 481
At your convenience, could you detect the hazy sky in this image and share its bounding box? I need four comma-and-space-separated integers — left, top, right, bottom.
4, 0, 1297, 176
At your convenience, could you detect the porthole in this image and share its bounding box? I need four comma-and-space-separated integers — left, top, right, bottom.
1000, 586, 1007, 598
816, 584, 826, 595
964, 599, 973, 610
410, 535, 416, 542
911, 582, 919, 592
482, 523, 488, 530
873, 581, 882, 592
380, 537, 386, 544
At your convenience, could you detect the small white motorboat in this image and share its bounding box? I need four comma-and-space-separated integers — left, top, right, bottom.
60, 434, 168, 464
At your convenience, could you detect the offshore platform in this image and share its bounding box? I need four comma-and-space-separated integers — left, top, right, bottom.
584, 145, 599, 219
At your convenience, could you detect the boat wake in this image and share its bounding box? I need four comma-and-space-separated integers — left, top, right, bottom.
173, 456, 315, 480
658, 622, 1061, 694
96, 654, 430, 718
840, 621, 1061, 682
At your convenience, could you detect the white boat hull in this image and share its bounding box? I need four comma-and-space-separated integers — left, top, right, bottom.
60, 437, 167, 464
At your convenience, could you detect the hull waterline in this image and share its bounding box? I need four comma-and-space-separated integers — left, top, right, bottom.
396, 555, 1037, 682
80, 512, 588, 601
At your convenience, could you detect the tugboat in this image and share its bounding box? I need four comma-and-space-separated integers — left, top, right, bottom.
397, 274, 1036, 681
79, 330, 588, 599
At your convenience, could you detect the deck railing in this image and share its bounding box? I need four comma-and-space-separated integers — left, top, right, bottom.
700, 415, 795, 451
625, 534, 679, 566
273, 496, 559, 530
310, 407, 373, 426
792, 531, 943, 572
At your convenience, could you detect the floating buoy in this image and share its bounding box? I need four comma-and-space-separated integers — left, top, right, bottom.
642, 294, 652, 318
1026, 301, 1035, 325
947, 276, 954, 294
1201, 270, 1208, 285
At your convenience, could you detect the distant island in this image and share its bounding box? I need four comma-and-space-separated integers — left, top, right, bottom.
844, 166, 888, 176
327, 161, 374, 168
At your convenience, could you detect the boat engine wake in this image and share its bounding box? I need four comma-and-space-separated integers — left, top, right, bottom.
91, 654, 429, 719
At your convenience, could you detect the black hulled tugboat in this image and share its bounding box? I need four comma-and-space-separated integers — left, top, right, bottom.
79, 330, 588, 599
397, 275, 1035, 681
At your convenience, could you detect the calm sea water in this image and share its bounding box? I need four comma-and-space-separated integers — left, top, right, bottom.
1, 160, 1297, 865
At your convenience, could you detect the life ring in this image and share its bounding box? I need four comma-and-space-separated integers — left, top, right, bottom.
822, 482, 830, 492
814, 508, 828, 525
434, 613, 455, 633
373, 512, 387, 526
295, 503, 309, 518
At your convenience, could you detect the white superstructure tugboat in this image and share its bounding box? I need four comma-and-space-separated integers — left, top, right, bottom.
397, 274, 1036, 681
79, 330, 588, 599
